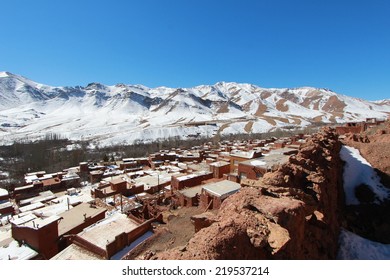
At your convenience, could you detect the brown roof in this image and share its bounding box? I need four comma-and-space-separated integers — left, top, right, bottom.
110, 177, 126, 185
42, 178, 61, 187
58, 203, 106, 236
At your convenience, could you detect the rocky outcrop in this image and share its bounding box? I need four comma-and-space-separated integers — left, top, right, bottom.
153, 127, 344, 259
191, 212, 218, 233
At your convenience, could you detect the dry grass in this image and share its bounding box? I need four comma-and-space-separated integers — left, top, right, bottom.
217, 102, 229, 113
260, 116, 277, 126
276, 99, 289, 112
260, 91, 272, 99
254, 102, 267, 116
322, 95, 346, 113
313, 115, 324, 123
244, 121, 254, 133
300, 94, 322, 109
241, 100, 253, 112
217, 123, 231, 134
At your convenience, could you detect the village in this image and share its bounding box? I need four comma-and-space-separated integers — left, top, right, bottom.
0, 118, 385, 260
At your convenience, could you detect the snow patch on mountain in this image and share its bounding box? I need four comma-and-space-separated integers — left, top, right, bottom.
0, 72, 389, 146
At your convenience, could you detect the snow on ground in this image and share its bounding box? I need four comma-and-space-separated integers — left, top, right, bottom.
0, 239, 38, 260
65, 143, 82, 151
338, 229, 390, 259
0, 221, 12, 241
0, 188, 9, 196
110, 231, 154, 260
339, 145, 390, 205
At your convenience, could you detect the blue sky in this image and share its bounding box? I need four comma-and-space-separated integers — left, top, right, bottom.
1, 0, 389, 100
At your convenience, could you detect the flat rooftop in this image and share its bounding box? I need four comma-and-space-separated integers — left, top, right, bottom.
209, 161, 230, 167
19, 191, 56, 206
187, 162, 210, 172
230, 150, 257, 159
18, 202, 45, 213
11, 213, 37, 226
134, 171, 181, 189
0, 202, 12, 210
0, 239, 38, 260
179, 185, 203, 198
33, 195, 82, 217
58, 203, 107, 236
50, 243, 102, 260
11, 214, 61, 230
202, 180, 241, 200
0, 188, 9, 197
268, 147, 298, 155
175, 171, 211, 182
78, 213, 139, 249
239, 151, 293, 170
110, 177, 126, 185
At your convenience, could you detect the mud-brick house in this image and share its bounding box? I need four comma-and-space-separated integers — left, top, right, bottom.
273, 139, 288, 149
53, 213, 155, 260
177, 151, 204, 163
237, 147, 297, 180
199, 180, 241, 210
0, 188, 12, 215
61, 172, 81, 189
14, 181, 45, 201
90, 170, 104, 184
110, 177, 127, 193
79, 162, 89, 173
228, 150, 262, 173
57, 202, 107, 250
335, 122, 365, 134
41, 177, 62, 192
171, 171, 213, 193
209, 161, 230, 179
92, 182, 118, 199
119, 158, 141, 170
11, 214, 62, 259
333, 118, 387, 135
177, 185, 203, 207
0, 201, 13, 216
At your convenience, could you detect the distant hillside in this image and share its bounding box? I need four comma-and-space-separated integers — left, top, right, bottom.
0, 71, 389, 146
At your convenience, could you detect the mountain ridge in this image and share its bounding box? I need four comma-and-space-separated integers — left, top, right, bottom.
0, 72, 389, 146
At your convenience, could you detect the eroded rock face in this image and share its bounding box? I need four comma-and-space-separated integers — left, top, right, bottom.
156, 127, 344, 259
191, 212, 218, 233
341, 120, 390, 243
343, 121, 390, 188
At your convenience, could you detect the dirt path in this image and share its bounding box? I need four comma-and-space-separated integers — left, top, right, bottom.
124, 206, 207, 259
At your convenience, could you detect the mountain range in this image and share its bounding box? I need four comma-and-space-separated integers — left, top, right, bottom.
0, 71, 389, 147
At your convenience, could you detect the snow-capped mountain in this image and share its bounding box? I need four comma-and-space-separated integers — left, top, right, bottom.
0, 71, 389, 146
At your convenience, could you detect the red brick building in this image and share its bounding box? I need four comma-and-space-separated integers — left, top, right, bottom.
229, 150, 262, 173
11, 215, 62, 259
171, 171, 213, 192
238, 148, 297, 180
177, 185, 202, 207
209, 161, 230, 178
199, 180, 241, 210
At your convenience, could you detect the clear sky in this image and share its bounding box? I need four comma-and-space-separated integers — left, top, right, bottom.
1, 0, 389, 100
